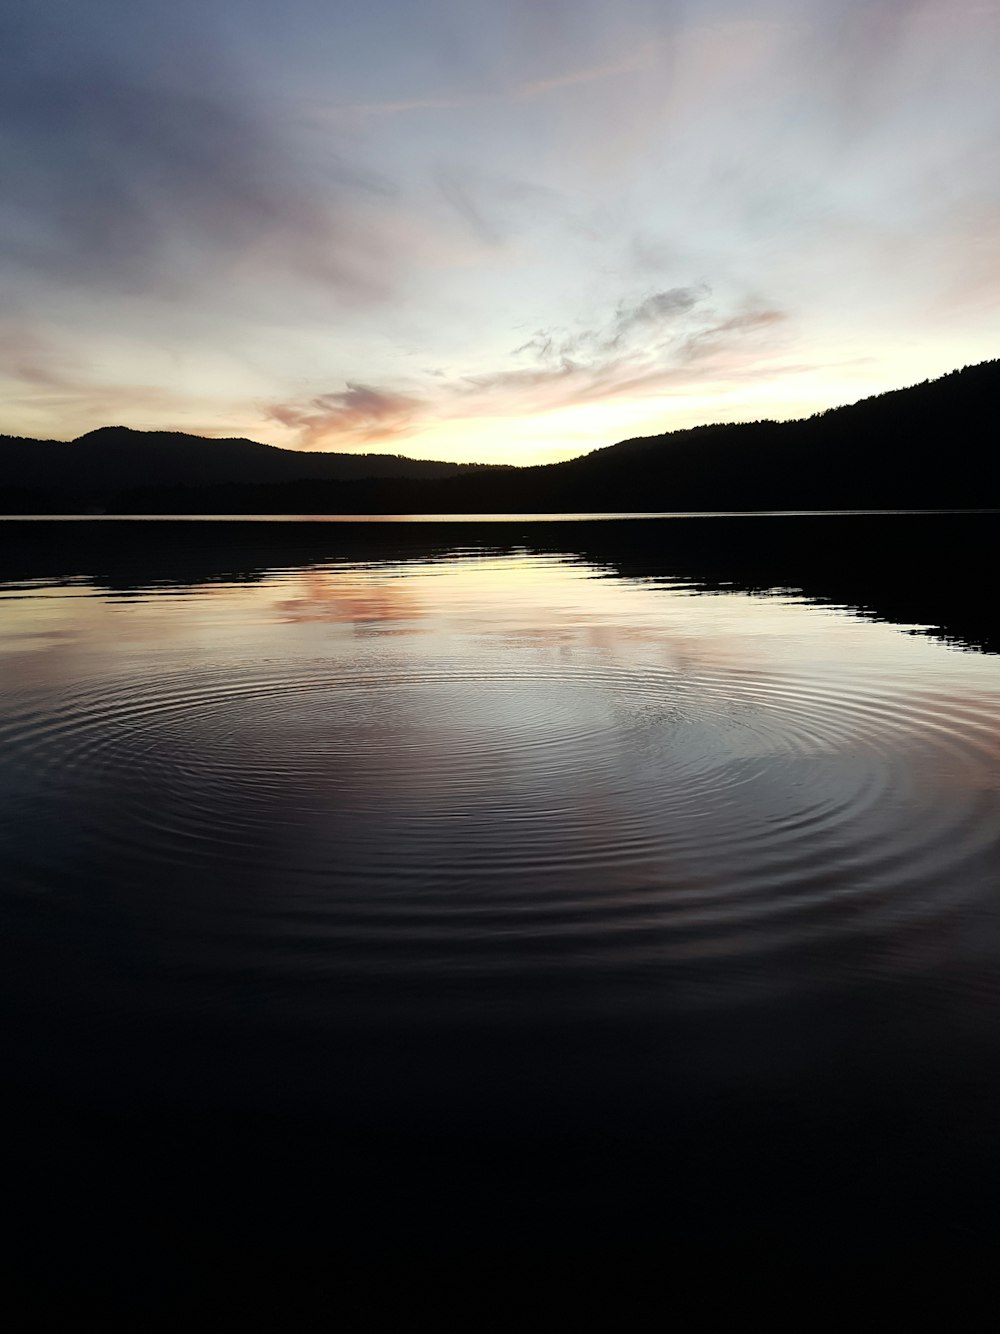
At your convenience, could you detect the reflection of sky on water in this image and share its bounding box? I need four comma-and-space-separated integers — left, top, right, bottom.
4, 549, 1000, 697
0, 544, 998, 1219
3, 554, 999, 921
4, 536, 1000, 1287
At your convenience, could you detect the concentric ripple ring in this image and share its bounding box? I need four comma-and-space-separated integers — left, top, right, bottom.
2, 652, 999, 991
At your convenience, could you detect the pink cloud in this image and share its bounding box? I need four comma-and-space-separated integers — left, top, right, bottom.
266, 293, 791, 450
266, 383, 426, 448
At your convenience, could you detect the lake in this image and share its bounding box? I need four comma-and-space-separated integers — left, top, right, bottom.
3, 512, 1000, 1310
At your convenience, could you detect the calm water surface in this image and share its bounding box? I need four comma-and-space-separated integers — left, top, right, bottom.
3, 514, 1000, 1296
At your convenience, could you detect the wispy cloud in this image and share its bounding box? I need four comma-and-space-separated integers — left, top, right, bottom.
433, 167, 507, 247
0, 323, 73, 392
0, 320, 250, 438
3, 1, 998, 457
322, 40, 663, 121
513, 285, 712, 362
677, 308, 789, 363
0, 29, 399, 305
513, 45, 661, 100
267, 288, 790, 450
611, 286, 710, 344
267, 384, 425, 447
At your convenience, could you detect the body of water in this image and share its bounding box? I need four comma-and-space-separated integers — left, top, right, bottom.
3, 512, 1000, 1308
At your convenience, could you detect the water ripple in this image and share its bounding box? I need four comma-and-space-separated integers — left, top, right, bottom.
2, 654, 998, 996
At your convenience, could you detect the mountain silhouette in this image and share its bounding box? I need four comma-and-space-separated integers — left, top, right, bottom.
2, 360, 997, 513
0, 425, 503, 508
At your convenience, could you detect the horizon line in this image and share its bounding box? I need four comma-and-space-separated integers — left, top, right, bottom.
2, 357, 995, 470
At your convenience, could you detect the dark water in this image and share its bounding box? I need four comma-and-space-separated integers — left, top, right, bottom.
3, 514, 1000, 1314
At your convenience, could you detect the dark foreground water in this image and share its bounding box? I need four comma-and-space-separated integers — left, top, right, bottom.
2, 513, 1000, 1317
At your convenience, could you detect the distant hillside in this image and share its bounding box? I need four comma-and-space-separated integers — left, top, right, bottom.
2, 361, 998, 513
0, 425, 506, 512
537, 359, 1000, 512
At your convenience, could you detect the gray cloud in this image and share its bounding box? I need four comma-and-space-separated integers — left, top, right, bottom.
453, 298, 790, 417
611, 285, 709, 341
434, 166, 505, 246
0, 23, 395, 303
513, 285, 710, 363
804, 0, 940, 138
5, 1, 989, 455
431, 163, 590, 252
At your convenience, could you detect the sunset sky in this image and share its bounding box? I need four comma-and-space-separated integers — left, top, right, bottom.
1, 0, 998, 463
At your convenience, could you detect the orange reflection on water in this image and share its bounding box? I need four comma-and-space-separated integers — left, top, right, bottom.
270, 568, 424, 627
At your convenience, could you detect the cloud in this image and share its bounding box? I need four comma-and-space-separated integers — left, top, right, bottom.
0, 318, 254, 438
431, 164, 588, 252
0, 323, 72, 391
514, 45, 661, 100
677, 308, 789, 362
0, 23, 397, 304
433, 167, 506, 247
268, 289, 789, 449
611, 286, 709, 342
801, 0, 956, 140
10, 1, 986, 459
325, 38, 663, 122
513, 285, 710, 363
266, 384, 426, 448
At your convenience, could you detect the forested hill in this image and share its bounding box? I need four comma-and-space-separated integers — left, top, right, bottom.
540, 358, 999, 512
3, 360, 998, 513
1, 425, 509, 488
